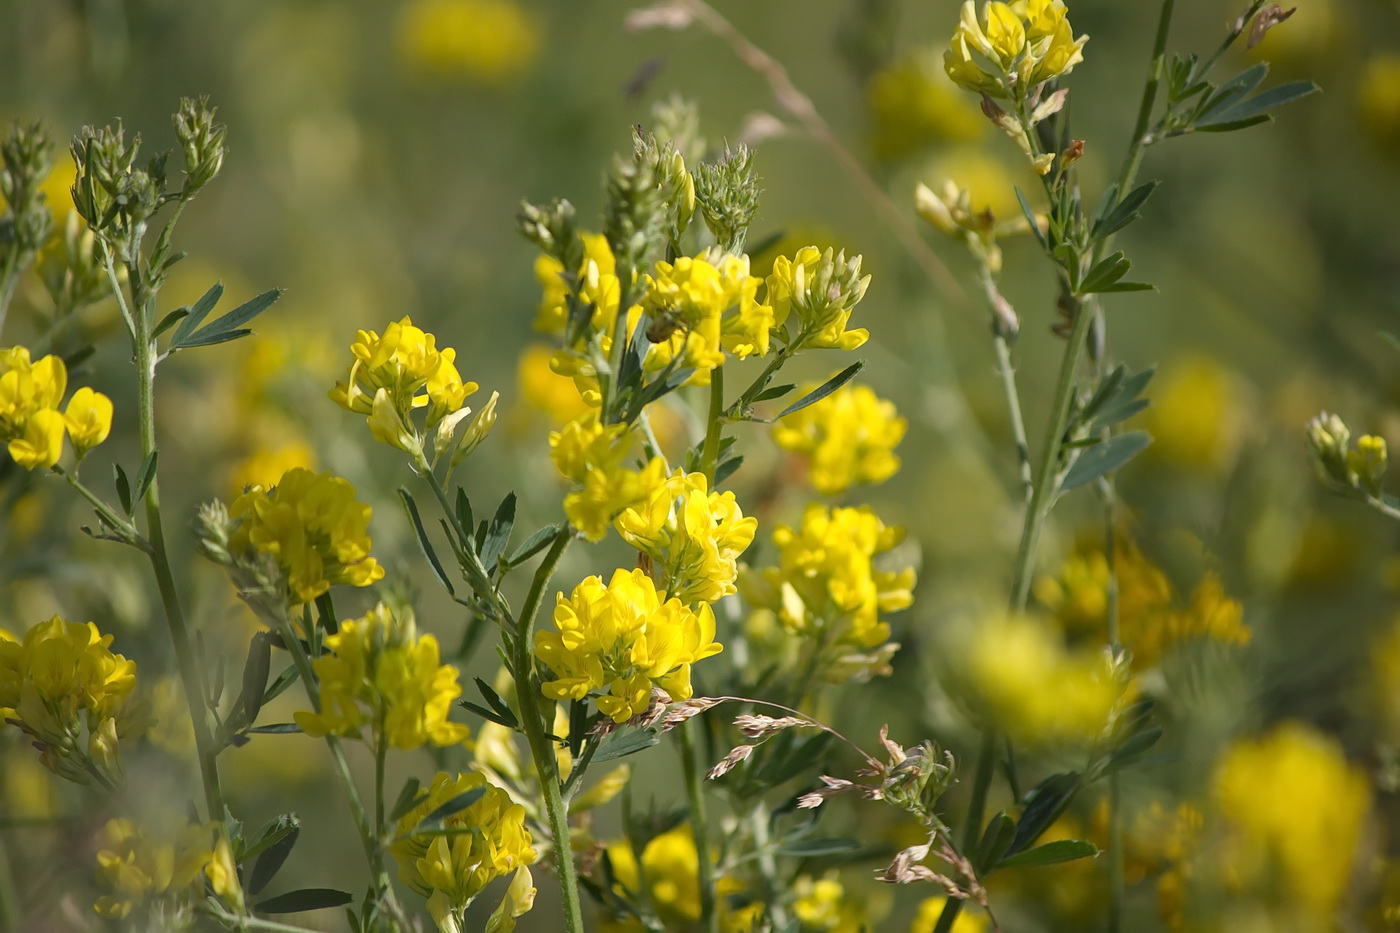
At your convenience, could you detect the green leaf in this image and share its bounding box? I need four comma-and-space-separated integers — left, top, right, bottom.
1196, 80, 1318, 130
239, 814, 299, 866
1015, 186, 1047, 250
459, 700, 518, 729
714, 455, 744, 485
416, 787, 488, 831
1092, 181, 1158, 240
1095, 281, 1156, 293
1007, 772, 1080, 856
752, 383, 795, 403
998, 838, 1098, 869
113, 463, 132, 515
1061, 431, 1152, 491
131, 452, 158, 505
172, 327, 254, 349
1194, 114, 1272, 133
246, 722, 302, 734
235, 632, 274, 730
262, 666, 299, 707
398, 489, 455, 598
774, 361, 864, 420
504, 524, 558, 569
776, 837, 860, 857
592, 728, 661, 763
182, 288, 282, 346
153, 307, 188, 339
479, 492, 516, 574
1198, 63, 1269, 119
473, 678, 519, 728
754, 732, 832, 787
169, 281, 223, 346
975, 811, 1017, 873
255, 888, 354, 915
1103, 727, 1164, 775
249, 821, 300, 895
389, 778, 426, 823
1077, 251, 1131, 295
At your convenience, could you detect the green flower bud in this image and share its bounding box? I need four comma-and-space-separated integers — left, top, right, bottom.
173, 96, 227, 195
692, 144, 761, 254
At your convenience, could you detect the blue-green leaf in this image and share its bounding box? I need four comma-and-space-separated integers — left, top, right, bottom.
998, 839, 1098, 869
1061, 431, 1152, 491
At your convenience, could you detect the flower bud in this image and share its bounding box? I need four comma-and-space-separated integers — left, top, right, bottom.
173, 97, 227, 194
453, 390, 499, 466
692, 144, 760, 253
1350, 434, 1388, 496
1307, 411, 1354, 486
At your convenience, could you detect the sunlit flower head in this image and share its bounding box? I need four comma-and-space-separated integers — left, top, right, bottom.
772, 383, 906, 494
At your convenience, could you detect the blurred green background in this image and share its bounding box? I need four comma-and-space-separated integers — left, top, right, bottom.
4, 0, 1400, 929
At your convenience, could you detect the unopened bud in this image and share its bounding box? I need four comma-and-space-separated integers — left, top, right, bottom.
1350, 434, 1388, 496
453, 390, 499, 466
173, 97, 227, 194
1306, 411, 1354, 486
1061, 139, 1085, 169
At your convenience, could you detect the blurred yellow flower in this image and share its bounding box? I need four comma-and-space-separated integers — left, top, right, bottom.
962, 612, 1123, 745
1360, 54, 1400, 152
866, 51, 985, 161
228, 466, 385, 605
294, 603, 471, 750
1141, 354, 1247, 474
772, 383, 906, 495
391, 771, 536, 931
1374, 614, 1400, 738
911, 895, 987, 933
397, 0, 540, 84
1212, 722, 1369, 926
535, 568, 722, 722
94, 818, 233, 919
227, 439, 317, 495
605, 826, 702, 927
515, 343, 591, 426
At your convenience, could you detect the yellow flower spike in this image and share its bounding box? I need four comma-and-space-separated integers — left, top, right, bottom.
772, 383, 906, 495
61, 386, 112, 460
535, 568, 723, 722
228, 467, 385, 605
7, 407, 65, 469
294, 603, 470, 750
392, 772, 536, 929
983, 2, 1027, 62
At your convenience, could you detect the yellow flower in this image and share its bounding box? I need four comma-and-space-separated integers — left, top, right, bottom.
1360, 54, 1400, 152
911, 896, 987, 933
534, 232, 627, 335
515, 343, 591, 426
391, 772, 536, 931
606, 826, 703, 925
742, 504, 914, 668
1, 347, 69, 469
962, 612, 1123, 745
641, 252, 773, 386
93, 818, 226, 919
943, 0, 1087, 97
7, 407, 65, 469
294, 603, 471, 750
793, 874, 846, 929
397, 0, 540, 84
614, 470, 758, 606
228, 466, 385, 605
866, 52, 986, 161
535, 568, 722, 722
330, 316, 479, 455
227, 439, 317, 496
549, 410, 668, 541
0, 615, 145, 783
1212, 722, 1369, 925
766, 247, 870, 351
1142, 354, 1247, 474
772, 383, 906, 495
61, 385, 113, 459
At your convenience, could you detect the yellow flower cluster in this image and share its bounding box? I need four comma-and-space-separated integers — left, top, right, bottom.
0, 616, 145, 783
1141, 354, 1246, 475
330, 316, 481, 459
396, 0, 540, 85
614, 470, 758, 606
1035, 540, 1249, 669
944, 0, 1089, 98
293, 604, 470, 750
1, 346, 112, 469
603, 826, 760, 933
742, 505, 914, 681
766, 246, 871, 351
548, 411, 666, 541
866, 51, 986, 161
1212, 722, 1370, 926
94, 818, 241, 919
1360, 54, 1400, 152
228, 466, 385, 605
912, 895, 988, 933
534, 568, 722, 722
642, 251, 774, 386
963, 612, 1124, 745
772, 383, 906, 495
534, 233, 628, 338
391, 771, 537, 933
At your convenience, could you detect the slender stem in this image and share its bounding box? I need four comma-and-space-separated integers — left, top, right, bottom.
375, 715, 388, 849
511, 527, 585, 933
748, 804, 791, 929
993, 335, 1033, 505
679, 721, 720, 933
50, 465, 148, 549
1115, 0, 1177, 214
673, 0, 964, 305
204, 905, 327, 933
110, 249, 225, 827
0, 247, 21, 339
699, 367, 725, 483
275, 613, 391, 898
560, 730, 603, 802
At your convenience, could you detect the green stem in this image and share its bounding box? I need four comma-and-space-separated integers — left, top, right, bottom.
511, 527, 585, 933
1115, 0, 1177, 212
679, 721, 719, 933
0, 247, 21, 339
699, 367, 725, 484
561, 731, 603, 803
994, 334, 1033, 505
50, 464, 147, 549
375, 715, 388, 849
748, 802, 790, 929
275, 614, 392, 900
107, 250, 225, 826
